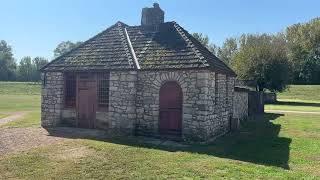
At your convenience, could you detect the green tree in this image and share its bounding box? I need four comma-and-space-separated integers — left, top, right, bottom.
217, 37, 238, 65
0, 40, 16, 81
192, 33, 219, 55
53, 41, 82, 58
17, 56, 33, 82
285, 18, 320, 84
32, 57, 49, 81
232, 34, 289, 92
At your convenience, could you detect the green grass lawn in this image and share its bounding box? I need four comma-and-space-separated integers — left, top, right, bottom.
0, 82, 320, 179
266, 85, 320, 112
0, 82, 41, 128
0, 81, 40, 95
277, 85, 320, 102
0, 113, 319, 179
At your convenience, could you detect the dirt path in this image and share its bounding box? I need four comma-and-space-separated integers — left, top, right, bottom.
0, 112, 26, 126
0, 127, 67, 156
0, 127, 109, 156
265, 110, 320, 115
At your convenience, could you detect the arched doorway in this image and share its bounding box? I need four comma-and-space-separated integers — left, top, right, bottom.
159, 81, 182, 136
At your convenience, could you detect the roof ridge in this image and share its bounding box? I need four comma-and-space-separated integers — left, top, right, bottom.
116, 22, 136, 69
172, 22, 210, 68
123, 27, 140, 69
40, 22, 121, 71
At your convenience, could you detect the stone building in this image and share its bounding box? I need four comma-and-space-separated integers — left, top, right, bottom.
40, 3, 237, 142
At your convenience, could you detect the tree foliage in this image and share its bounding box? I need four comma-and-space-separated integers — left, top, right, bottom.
285, 18, 320, 84
53, 41, 82, 58
0, 40, 16, 81
218, 38, 238, 65
17, 56, 49, 82
192, 33, 219, 55
232, 34, 289, 92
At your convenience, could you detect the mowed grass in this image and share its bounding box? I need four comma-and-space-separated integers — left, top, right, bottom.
265, 85, 320, 112
0, 111, 40, 128
0, 82, 40, 113
0, 82, 320, 179
278, 85, 320, 102
0, 113, 320, 179
0, 82, 41, 127
0, 81, 40, 95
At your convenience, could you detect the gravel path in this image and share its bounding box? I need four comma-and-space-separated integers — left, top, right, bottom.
0, 112, 26, 126
0, 127, 109, 156
0, 127, 66, 156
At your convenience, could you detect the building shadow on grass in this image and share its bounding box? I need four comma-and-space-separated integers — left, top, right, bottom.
46, 113, 291, 169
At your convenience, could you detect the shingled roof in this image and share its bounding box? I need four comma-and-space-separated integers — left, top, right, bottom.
41, 21, 236, 76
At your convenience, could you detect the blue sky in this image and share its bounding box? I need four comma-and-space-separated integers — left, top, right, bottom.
1, 0, 319, 61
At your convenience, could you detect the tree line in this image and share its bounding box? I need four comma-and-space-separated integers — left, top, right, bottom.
0, 41, 81, 82
193, 17, 320, 92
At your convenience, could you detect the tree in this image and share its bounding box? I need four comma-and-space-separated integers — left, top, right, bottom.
17, 56, 33, 82
53, 41, 82, 58
232, 34, 289, 92
285, 18, 320, 84
192, 33, 219, 55
0, 40, 16, 81
217, 37, 238, 65
32, 57, 49, 81
16, 56, 48, 82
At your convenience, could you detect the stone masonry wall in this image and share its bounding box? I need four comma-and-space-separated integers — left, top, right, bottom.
41, 72, 64, 127
41, 70, 235, 142
136, 70, 234, 142
203, 73, 235, 141
233, 90, 249, 121
108, 71, 137, 134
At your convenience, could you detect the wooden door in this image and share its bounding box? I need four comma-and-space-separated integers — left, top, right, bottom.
159, 81, 182, 135
77, 73, 97, 128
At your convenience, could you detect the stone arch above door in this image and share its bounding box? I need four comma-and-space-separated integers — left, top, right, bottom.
150, 71, 188, 94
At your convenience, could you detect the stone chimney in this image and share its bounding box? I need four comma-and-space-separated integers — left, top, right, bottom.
141, 3, 164, 26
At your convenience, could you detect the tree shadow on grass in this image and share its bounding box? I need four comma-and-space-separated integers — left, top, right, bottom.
271, 101, 320, 107
46, 113, 291, 169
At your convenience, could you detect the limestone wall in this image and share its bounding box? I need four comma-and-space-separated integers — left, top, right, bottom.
108, 71, 137, 134
233, 88, 249, 121
41, 72, 64, 127
41, 70, 236, 142
203, 74, 235, 141
136, 70, 234, 142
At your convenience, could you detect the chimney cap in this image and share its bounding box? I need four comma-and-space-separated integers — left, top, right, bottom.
153, 3, 160, 8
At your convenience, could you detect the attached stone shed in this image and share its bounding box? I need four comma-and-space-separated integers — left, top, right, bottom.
232, 87, 249, 130
40, 3, 237, 142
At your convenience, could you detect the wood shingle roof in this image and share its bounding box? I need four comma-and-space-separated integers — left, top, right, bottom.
41, 21, 236, 76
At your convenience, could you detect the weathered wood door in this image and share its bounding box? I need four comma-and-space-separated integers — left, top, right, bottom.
77, 73, 97, 128
159, 81, 182, 135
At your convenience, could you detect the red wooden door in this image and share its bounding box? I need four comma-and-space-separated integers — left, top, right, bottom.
77, 74, 96, 129
159, 81, 182, 135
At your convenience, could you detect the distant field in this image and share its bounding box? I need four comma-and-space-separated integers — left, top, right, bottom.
277, 85, 320, 102
0, 82, 40, 120
266, 85, 320, 112
0, 82, 41, 95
